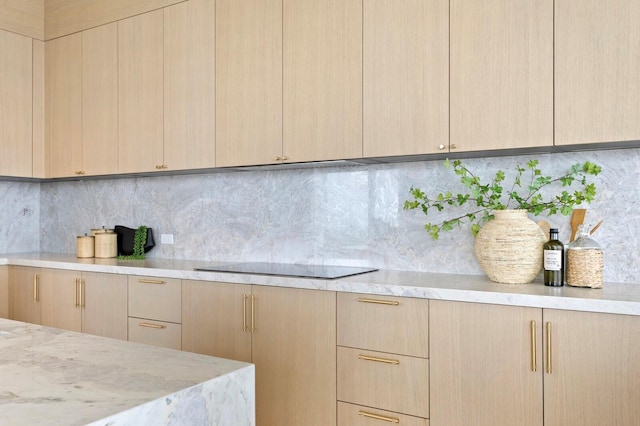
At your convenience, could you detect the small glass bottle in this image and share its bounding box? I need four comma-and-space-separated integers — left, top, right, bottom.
566, 225, 604, 288
543, 228, 564, 286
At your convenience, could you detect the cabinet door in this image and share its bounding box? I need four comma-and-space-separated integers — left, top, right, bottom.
0, 29, 32, 177
283, 0, 362, 162
82, 272, 127, 340
118, 10, 164, 173
8, 266, 41, 324
363, 0, 448, 157
544, 309, 640, 426
450, 0, 553, 152
429, 300, 543, 426
182, 280, 252, 362
0, 266, 7, 318
39, 269, 81, 332
46, 32, 82, 178
555, 0, 640, 145
164, 0, 216, 171
216, 0, 283, 167
252, 286, 336, 426
82, 23, 118, 176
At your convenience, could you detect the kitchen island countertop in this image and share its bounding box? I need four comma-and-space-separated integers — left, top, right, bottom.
2, 252, 640, 316
0, 317, 254, 426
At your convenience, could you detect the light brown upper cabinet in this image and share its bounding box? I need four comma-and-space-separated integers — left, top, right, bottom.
164, 0, 216, 171
555, 0, 640, 146
0, 29, 33, 178
47, 24, 118, 178
216, 0, 283, 167
283, 0, 363, 163
363, 0, 449, 158
450, 0, 553, 152
118, 10, 164, 173
46, 32, 82, 178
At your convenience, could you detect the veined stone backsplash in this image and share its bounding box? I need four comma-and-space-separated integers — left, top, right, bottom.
0, 147, 632, 282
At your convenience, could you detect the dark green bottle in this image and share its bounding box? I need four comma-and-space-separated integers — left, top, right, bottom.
543, 228, 564, 286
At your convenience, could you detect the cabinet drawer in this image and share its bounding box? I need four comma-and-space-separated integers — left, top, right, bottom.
128, 275, 181, 323
128, 317, 181, 350
338, 292, 428, 357
338, 402, 428, 426
338, 346, 429, 418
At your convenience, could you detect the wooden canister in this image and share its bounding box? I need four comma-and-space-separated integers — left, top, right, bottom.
94, 229, 117, 258
77, 235, 95, 258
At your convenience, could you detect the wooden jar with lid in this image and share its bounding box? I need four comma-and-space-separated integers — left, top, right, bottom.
92, 228, 117, 258
76, 235, 95, 258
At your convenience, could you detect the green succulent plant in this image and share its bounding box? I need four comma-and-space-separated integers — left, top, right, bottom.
117, 225, 148, 260
404, 159, 602, 239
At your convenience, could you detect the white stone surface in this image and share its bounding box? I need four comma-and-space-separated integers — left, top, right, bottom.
2, 254, 640, 316
0, 318, 255, 426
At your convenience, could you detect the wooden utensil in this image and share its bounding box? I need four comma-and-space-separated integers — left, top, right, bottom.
537, 220, 551, 238
570, 208, 587, 241
590, 220, 603, 235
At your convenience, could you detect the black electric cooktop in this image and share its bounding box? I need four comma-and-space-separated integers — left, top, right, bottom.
195, 262, 378, 279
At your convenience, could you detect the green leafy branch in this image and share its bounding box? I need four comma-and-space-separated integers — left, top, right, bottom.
403, 159, 602, 239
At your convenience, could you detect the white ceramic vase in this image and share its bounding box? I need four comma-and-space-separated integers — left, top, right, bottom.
474, 209, 547, 284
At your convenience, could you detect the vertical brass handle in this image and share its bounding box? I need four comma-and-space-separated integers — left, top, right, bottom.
75, 278, 79, 307
358, 411, 399, 423
250, 294, 256, 333
80, 279, 85, 308
546, 322, 552, 374
530, 320, 537, 372
33, 274, 39, 302
242, 294, 248, 332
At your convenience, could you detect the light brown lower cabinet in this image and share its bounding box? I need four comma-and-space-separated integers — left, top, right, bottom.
0, 266, 10, 318
8, 266, 42, 325
338, 401, 429, 426
430, 300, 640, 426
182, 280, 336, 426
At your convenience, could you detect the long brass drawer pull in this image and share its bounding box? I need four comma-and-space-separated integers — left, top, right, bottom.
250, 294, 256, 333
33, 274, 39, 302
358, 410, 400, 423
530, 320, 537, 372
546, 322, 552, 374
75, 278, 80, 307
358, 354, 400, 365
138, 279, 166, 284
357, 297, 399, 306
80, 279, 85, 308
242, 294, 248, 332
138, 322, 166, 329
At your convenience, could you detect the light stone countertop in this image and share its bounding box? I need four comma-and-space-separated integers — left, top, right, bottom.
2, 252, 640, 316
0, 317, 254, 426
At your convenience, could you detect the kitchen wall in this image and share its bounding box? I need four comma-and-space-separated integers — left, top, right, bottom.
35, 147, 636, 283
0, 181, 40, 253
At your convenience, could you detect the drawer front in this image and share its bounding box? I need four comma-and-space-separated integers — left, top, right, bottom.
338, 292, 428, 358
128, 275, 181, 323
338, 346, 429, 418
338, 402, 429, 426
128, 317, 181, 350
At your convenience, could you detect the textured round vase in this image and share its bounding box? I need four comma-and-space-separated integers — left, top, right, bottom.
474, 209, 547, 284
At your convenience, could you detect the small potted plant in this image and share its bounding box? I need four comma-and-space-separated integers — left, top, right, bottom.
404, 159, 602, 283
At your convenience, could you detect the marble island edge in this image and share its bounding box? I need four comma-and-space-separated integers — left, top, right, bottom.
2, 252, 639, 316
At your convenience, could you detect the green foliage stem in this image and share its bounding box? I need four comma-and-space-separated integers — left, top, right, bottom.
403, 159, 602, 240
117, 225, 148, 260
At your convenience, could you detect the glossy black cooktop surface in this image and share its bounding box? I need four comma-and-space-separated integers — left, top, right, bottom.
195, 262, 378, 279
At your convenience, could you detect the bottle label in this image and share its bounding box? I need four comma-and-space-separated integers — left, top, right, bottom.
544, 250, 562, 271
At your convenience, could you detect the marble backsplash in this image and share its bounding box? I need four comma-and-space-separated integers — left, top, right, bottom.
10, 147, 633, 283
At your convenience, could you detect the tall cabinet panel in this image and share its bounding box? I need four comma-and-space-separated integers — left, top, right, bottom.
450, 0, 553, 152
363, 0, 448, 157
118, 10, 164, 173
0, 29, 32, 177
164, 0, 216, 171
283, 0, 362, 162
82, 22, 118, 176
555, 0, 640, 145
46, 32, 82, 178
216, 0, 283, 167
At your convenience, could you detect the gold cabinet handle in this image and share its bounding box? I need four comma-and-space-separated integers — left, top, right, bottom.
358, 410, 399, 423
273, 156, 281, 161
282, 155, 289, 161
242, 294, 249, 332
155, 164, 169, 170
530, 320, 537, 372
33, 274, 39, 302
138, 279, 166, 284
451, 143, 458, 150
250, 294, 256, 332
74, 170, 86, 175
357, 297, 399, 306
358, 354, 400, 365
80, 278, 85, 308
75, 278, 80, 307
138, 322, 166, 329
546, 322, 552, 374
